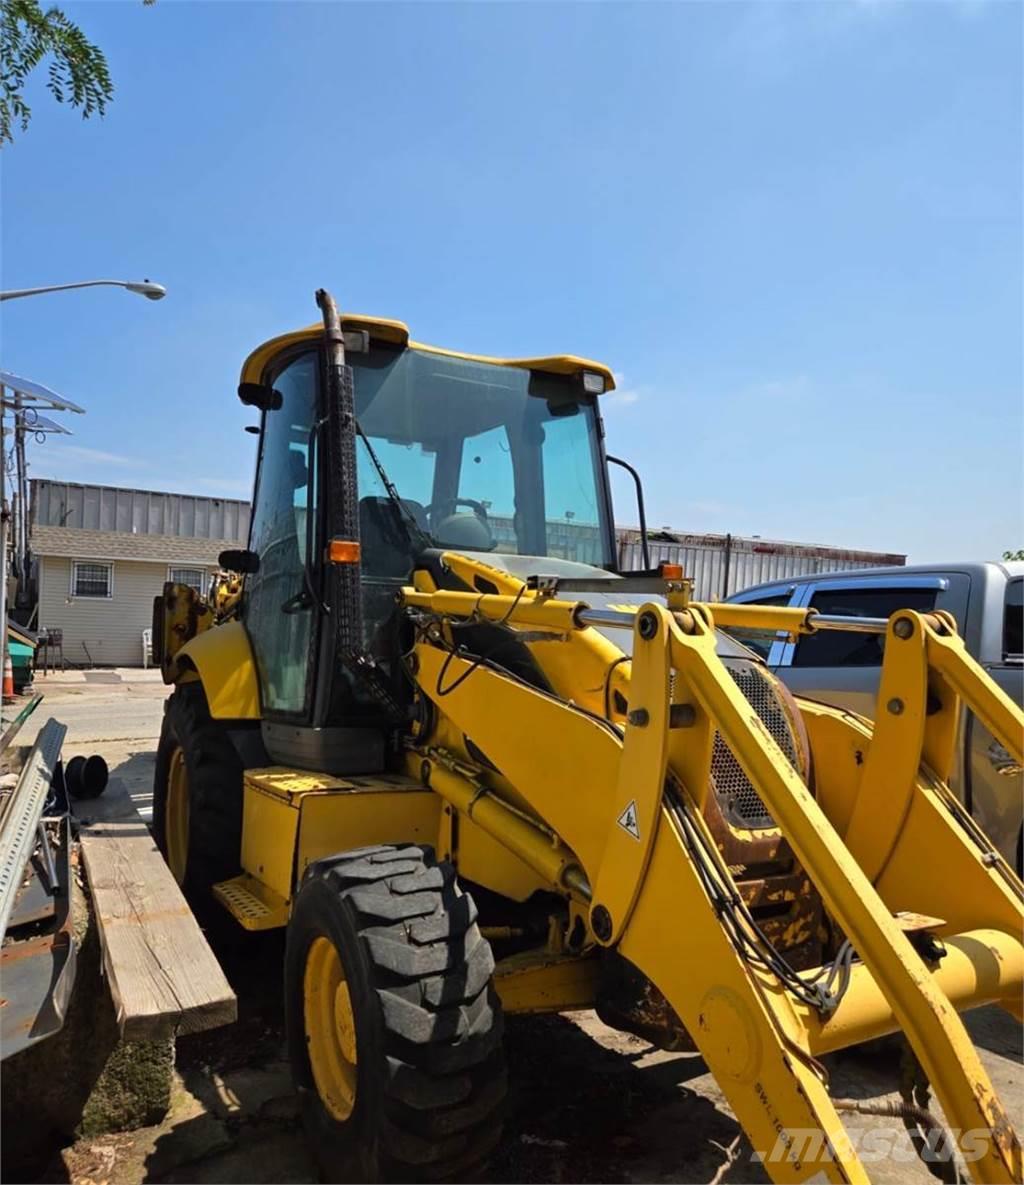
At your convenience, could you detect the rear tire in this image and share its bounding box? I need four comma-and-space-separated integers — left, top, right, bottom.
285, 845, 507, 1183
152, 684, 243, 909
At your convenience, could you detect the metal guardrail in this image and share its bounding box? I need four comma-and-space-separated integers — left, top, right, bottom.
0, 718, 66, 940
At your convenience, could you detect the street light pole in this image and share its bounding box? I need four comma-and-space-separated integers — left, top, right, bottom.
0, 278, 165, 716
0, 377, 84, 722
0, 279, 166, 302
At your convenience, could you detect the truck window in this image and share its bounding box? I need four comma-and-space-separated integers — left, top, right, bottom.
792, 587, 938, 668
1005, 578, 1023, 660
725, 593, 792, 660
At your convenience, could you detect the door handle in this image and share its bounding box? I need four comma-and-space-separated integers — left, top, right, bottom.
281, 589, 314, 615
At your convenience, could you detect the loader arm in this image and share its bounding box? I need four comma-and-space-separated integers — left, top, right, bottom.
402, 557, 1024, 1185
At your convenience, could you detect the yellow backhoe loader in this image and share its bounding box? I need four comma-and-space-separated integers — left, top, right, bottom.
152, 289, 1024, 1184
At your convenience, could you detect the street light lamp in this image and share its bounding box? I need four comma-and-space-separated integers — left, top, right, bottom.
0, 278, 167, 302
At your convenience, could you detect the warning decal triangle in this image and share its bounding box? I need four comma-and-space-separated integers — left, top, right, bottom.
617, 799, 641, 840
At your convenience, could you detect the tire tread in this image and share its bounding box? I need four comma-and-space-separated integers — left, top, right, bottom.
152, 684, 243, 907
293, 844, 507, 1182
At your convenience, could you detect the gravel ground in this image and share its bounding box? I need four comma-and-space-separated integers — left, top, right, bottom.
48, 988, 1024, 1185
8, 676, 1021, 1185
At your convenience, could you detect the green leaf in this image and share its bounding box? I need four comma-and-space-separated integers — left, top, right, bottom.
0, 0, 127, 144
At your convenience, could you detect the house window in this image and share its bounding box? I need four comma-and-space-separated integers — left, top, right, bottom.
169, 566, 207, 595
72, 561, 113, 599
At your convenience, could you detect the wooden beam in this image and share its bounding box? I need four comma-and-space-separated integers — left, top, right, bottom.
74, 778, 236, 1041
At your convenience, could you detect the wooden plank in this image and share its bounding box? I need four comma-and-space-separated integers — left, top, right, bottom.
74, 778, 237, 1041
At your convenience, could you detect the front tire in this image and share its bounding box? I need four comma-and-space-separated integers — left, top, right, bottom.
152, 684, 243, 908
285, 844, 507, 1183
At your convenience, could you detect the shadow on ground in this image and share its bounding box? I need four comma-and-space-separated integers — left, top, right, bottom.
147, 926, 764, 1184
489, 1013, 763, 1184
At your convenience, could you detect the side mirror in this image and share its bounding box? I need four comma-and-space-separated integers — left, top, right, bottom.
238, 382, 283, 411
218, 548, 260, 575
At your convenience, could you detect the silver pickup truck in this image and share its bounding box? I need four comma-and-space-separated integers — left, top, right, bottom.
725, 560, 1023, 870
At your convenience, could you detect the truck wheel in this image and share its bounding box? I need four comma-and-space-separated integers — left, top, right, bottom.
285, 845, 507, 1183
152, 684, 243, 907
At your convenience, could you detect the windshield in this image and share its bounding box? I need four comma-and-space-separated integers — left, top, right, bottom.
351, 345, 614, 569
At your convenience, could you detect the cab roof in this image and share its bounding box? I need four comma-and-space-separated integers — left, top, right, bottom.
240, 313, 617, 391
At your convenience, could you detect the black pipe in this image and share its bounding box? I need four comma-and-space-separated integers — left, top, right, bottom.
65, 753, 108, 799
607, 455, 650, 570
316, 288, 363, 662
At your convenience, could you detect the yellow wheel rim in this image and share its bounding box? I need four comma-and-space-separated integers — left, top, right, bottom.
165, 746, 190, 886
304, 936, 358, 1122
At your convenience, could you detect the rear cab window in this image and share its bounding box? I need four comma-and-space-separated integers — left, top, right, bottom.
793, 586, 939, 668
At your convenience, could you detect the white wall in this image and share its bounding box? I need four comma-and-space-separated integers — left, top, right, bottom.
38, 557, 214, 667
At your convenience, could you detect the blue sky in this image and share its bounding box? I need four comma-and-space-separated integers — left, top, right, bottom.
1, 0, 1020, 562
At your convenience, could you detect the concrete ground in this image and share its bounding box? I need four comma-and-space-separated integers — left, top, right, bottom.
11, 668, 167, 821
8, 675, 1021, 1185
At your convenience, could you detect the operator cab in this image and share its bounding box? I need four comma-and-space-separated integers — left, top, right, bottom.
237, 316, 620, 753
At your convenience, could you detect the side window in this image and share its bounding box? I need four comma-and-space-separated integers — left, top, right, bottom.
725, 593, 792, 660
541, 412, 604, 564
1004, 578, 1023, 660
792, 586, 938, 668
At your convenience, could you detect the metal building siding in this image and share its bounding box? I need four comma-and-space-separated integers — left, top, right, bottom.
488, 516, 607, 566
31, 480, 250, 543
37, 555, 216, 667
616, 532, 905, 599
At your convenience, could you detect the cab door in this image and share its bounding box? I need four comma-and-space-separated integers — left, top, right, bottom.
241, 351, 321, 718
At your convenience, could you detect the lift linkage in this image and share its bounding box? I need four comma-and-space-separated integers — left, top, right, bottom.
403, 557, 1024, 1184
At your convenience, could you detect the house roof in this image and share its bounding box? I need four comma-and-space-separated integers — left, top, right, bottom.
32, 525, 234, 566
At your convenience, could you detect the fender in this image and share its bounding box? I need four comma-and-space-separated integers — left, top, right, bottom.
170, 620, 260, 720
